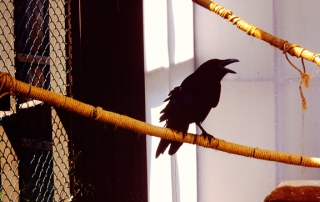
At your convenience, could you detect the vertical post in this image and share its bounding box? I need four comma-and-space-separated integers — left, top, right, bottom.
49, 0, 67, 95
51, 108, 70, 201
49, 0, 70, 200
0, 0, 15, 75
0, 0, 16, 114
0, 0, 19, 201
0, 128, 19, 201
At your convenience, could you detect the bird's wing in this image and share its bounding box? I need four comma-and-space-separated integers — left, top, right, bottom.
156, 86, 191, 158
160, 86, 193, 124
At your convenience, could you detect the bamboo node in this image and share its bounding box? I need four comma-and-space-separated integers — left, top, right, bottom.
227, 15, 241, 25
209, 2, 232, 19
311, 54, 320, 65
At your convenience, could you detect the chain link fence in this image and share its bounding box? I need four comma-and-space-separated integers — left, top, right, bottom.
0, 0, 73, 201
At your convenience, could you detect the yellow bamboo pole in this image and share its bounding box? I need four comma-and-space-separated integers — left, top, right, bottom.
0, 73, 319, 168
193, 0, 320, 66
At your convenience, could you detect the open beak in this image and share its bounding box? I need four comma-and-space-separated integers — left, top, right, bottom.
220, 58, 239, 74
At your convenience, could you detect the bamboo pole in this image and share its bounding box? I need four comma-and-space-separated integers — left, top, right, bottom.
192, 0, 320, 66
0, 73, 319, 168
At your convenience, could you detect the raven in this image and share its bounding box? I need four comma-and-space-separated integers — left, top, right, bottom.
155, 59, 238, 158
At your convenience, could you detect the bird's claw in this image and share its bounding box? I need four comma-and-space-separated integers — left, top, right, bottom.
201, 132, 215, 142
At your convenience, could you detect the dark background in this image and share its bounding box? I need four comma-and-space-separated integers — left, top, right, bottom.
71, 0, 147, 201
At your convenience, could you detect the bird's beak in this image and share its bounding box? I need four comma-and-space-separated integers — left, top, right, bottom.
220, 59, 239, 74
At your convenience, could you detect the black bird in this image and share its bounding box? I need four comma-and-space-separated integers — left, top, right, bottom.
155, 58, 238, 158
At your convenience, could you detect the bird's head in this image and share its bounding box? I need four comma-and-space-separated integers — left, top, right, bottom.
196, 58, 238, 81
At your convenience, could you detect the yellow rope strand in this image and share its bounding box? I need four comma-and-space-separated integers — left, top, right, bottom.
192, 0, 320, 66
0, 73, 320, 168
283, 42, 311, 109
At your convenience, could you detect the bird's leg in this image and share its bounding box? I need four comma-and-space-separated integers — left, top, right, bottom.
196, 123, 215, 140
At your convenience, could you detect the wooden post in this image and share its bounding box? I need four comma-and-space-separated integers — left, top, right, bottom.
49, 0, 70, 200
0, 0, 19, 200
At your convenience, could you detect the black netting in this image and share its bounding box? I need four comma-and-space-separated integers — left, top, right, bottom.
0, 0, 72, 201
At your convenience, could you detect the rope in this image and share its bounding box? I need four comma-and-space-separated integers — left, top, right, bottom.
192, 0, 320, 67
282, 42, 312, 109
0, 73, 320, 168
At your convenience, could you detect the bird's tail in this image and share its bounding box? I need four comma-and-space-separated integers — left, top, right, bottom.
155, 139, 170, 158
155, 139, 183, 158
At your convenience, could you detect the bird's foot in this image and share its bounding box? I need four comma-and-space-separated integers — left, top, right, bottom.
192, 132, 215, 144
201, 132, 215, 143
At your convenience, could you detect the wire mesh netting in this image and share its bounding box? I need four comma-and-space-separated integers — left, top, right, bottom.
0, 0, 72, 201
